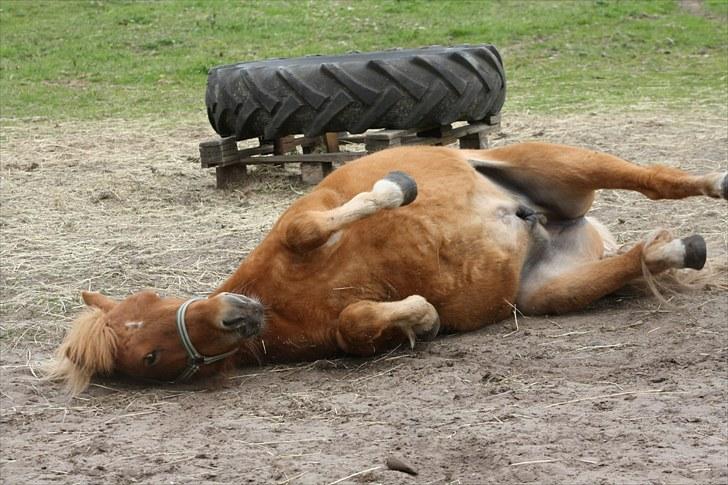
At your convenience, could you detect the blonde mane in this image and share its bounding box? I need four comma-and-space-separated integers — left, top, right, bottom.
44, 308, 118, 394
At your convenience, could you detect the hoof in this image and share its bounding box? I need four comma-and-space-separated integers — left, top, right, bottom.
417, 316, 441, 342
384, 171, 418, 206
682, 235, 707, 270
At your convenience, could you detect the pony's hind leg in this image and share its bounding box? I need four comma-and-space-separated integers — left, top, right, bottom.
336, 295, 440, 356
465, 142, 727, 221
516, 228, 707, 316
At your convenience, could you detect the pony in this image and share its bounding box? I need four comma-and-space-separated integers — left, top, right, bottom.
47, 143, 727, 394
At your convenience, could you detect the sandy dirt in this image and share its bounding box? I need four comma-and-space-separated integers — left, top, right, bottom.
1, 110, 726, 484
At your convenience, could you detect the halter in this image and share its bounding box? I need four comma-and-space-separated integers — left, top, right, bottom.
173, 297, 238, 383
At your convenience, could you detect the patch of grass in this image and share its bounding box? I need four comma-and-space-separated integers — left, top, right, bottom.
0, 0, 725, 121
705, 0, 728, 17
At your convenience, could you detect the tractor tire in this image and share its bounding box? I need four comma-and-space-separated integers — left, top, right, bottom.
205, 44, 506, 141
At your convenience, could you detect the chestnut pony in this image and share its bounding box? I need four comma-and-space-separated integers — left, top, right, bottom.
48, 143, 727, 393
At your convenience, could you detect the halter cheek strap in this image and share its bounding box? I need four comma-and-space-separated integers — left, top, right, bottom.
172, 297, 238, 383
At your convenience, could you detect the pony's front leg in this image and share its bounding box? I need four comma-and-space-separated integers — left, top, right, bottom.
283, 171, 417, 253
336, 295, 440, 356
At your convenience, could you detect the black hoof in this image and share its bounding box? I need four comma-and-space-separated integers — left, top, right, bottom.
682, 235, 707, 270
384, 171, 418, 206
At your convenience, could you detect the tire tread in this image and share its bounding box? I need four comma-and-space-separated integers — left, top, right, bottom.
206, 45, 506, 140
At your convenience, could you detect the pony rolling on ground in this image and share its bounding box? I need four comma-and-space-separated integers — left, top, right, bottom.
48, 143, 727, 394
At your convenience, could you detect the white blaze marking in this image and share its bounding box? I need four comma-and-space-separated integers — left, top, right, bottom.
125, 321, 144, 329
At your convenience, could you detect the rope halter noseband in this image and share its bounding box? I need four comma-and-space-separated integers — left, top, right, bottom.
173, 297, 238, 383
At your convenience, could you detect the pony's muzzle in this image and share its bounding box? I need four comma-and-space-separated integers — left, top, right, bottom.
218, 293, 265, 337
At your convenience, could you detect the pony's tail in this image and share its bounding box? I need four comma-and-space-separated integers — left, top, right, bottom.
637, 258, 727, 308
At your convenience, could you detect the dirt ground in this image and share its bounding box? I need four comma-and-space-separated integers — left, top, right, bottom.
1, 110, 726, 484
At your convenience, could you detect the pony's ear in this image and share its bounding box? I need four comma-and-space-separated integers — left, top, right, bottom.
81, 291, 118, 312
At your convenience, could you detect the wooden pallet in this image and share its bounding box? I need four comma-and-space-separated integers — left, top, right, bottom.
199, 114, 501, 188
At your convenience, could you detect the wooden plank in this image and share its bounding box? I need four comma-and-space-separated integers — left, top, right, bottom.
267, 134, 325, 152
238, 143, 275, 157
451, 121, 498, 138
300, 120, 500, 146
402, 136, 458, 147
251, 153, 362, 164
459, 131, 489, 149
199, 136, 237, 150
298, 136, 332, 184
365, 137, 402, 153
338, 133, 366, 144
215, 152, 363, 167
485, 113, 501, 126
273, 135, 296, 154
364, 122, 498, 145
204, 118, 503, 188
216, 164, 248, 189
199, 136, 238, 168
203, 134, 335, 168
200, 147, 238, 160
203, 142, 273, 168
366, 127, 421, 141
324, 132, 340, 152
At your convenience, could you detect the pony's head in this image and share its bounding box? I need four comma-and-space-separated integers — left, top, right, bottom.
46, 290, 265, 394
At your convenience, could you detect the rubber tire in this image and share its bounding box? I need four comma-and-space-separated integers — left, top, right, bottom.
205, 44, 506, 141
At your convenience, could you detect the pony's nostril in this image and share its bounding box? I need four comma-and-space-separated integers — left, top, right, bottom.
222, 316, 263, 337
222, 317, 248, 328
219, 293, 265, 335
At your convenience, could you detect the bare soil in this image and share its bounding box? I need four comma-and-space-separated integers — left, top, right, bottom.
1, 110, 726, 484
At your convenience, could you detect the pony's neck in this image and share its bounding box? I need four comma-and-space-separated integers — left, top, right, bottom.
212, 243, 337, 365
213, 262, 257, 296
211, 244, 269, 297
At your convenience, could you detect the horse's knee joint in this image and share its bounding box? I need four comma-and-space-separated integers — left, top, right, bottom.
284, 215, 327, 253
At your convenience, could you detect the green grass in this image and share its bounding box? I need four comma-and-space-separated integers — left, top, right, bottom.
705, 0, 728, 16
0, 0, 726, 121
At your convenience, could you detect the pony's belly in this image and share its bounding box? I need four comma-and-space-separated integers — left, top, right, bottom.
432, 242, 522, 331
428, 200, 528, 330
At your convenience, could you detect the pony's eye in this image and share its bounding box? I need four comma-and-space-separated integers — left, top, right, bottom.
143, 350, 160, 367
